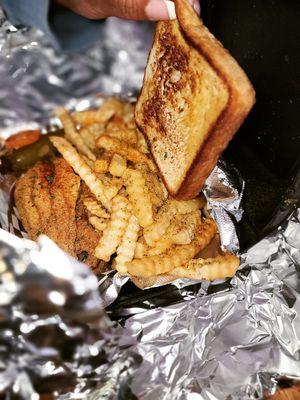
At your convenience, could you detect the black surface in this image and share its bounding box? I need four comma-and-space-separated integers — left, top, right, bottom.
202, 0, 300, 248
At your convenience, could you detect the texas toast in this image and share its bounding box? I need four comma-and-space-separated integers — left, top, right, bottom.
135, 0, 255, 199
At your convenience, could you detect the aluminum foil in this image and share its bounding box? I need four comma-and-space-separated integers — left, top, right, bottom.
0, 9, 153, 131
0, 7, 300, 400
125, 209, 300, 399
0, 229, 141, 399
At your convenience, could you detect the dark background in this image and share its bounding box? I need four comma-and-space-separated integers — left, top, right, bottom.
202, 0, 300, 249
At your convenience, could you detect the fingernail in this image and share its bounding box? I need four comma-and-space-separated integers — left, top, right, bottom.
193, 0, 201, 15
145, 0, 176, 21
188, 0, 200, 15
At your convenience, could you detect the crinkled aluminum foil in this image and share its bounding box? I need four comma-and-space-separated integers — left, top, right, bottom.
0, 229, 141, 399
125, 209, 300, 399
0, 8, 299, 400
0, 9, 153, 131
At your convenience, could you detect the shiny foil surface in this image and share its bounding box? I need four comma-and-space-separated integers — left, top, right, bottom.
126, 209, 300, 399
0, 230, 141, 399
0, 9, 300, 400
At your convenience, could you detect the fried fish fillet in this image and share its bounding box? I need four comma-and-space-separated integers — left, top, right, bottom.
14, 158, 80, 256
136, 0, 255, 200
14, 160, 108, 273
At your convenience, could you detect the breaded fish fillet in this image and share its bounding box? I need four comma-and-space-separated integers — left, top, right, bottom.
14, 158, 80, 256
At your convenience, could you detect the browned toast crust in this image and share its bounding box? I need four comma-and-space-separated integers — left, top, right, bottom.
136, 0, 255, 200
174, 0, 255, 199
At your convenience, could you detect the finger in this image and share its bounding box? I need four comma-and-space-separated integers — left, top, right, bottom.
111, 0, 201, 20
59, 0, 200, 21
116, 0, 200, 20
105, 0, 176, 21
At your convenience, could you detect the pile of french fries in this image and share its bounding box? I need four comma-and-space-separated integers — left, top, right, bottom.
50, 97, 239, 282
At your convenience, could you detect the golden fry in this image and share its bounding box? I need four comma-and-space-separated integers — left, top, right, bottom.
124, 168, 153, 228
96, 135, 156, 172
171, 211, 201, 245
147, 212, 200, 256
50, 136, 110, 210
172, 197, 206, 214
109, 154, 127, 177
89, 216, 107, 231
84, 200, 110, 219
194, 218, 217, 248
137, 164, 167, 208
106, 122, 138, 145
122, 102, 135, 124
73, 98, 120, 125
82, 155, 95, 169
95, 195, 130, 261
147, 238, 173, 256
136, 129, 149, 154
54, 107, 95, 161
134, 241, 148, 259
143, 200, 176, 246
94, 156, 111, 173
83, 123, 106, 140
127, 241, 199, 278
127, 218, 216, 277
78, 126, 97, 151
114, 214, 139, 274
171, 253, 240, 281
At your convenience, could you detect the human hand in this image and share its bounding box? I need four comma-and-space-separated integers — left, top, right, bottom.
56, 0, 200, 21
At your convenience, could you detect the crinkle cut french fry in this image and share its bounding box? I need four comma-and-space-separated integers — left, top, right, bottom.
104, 177, 123, 200
73, 98, 121, 125
109, 154, 127, 177
54, 107, 96, 161
137, 165, 167, 208
147, 237, 173, 256
84, 200, 110, 219
124, 168, 153, 228
171, 253, 240, 281
136, 129, 149, 154
127, 241, 199, 278
78, 126, 97, 151
122, 102, 135, 124
127, 218, 217, 277
172, 197, 206, 214
97, 135, 156, 172
171, 211, 201, 245
106, 122, 138, 145
195, 218, 217, 248
134, 241, 148, 259
89, 216, 107, 231
147, 212, 200, 256
84, 123, 106, 140
95, 195, 130, 261
103, 97, 125, 118
82, 155, 95, 169
114, 214, 139, 274
143, 200, 176, 246
50, 136, 110, 210
94, 156, 111, 173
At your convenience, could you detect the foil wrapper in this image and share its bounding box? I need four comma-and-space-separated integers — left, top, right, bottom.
125, 209, 300, 399
0, 8, 300, 400
0, 229, 141, 399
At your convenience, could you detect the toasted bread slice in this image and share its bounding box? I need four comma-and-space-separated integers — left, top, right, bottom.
135, 0, 255, 199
